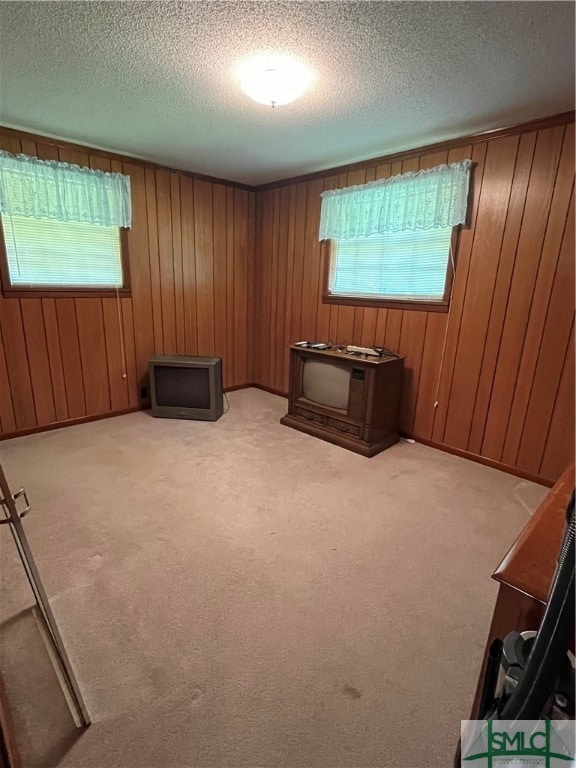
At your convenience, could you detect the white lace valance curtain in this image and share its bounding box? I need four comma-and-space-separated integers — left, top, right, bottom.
0, 151, 132, 228
319, 160, 472, 240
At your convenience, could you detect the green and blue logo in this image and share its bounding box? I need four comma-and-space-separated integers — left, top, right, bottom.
461, 719, 575, 767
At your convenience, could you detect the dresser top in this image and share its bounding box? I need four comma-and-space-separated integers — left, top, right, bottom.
290, 344, 405, 365
493, 463, 574, 604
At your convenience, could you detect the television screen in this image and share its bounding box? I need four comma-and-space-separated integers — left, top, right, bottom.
302, 359, 350, 410
154, 365, 210, 409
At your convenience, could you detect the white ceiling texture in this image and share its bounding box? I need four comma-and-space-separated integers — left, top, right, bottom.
0, 1, 574, 185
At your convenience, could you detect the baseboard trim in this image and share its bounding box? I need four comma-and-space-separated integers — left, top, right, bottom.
0, 383, 258, 441
224, 383, 255, 393
247, 383, 553, 485
0, 406, 144, 441
249, 384, 552, 485
250, 383, 288, 398
0, 387, 554, 487
405, 434, 553, 487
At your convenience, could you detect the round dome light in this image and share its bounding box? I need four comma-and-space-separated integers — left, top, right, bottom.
238, 54, 313, 107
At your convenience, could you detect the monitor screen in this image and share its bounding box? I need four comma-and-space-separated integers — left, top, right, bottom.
302, 359, 350, 410
153, 365, 210, 409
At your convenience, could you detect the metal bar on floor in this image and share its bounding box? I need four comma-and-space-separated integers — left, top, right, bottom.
0, 461, 90, 728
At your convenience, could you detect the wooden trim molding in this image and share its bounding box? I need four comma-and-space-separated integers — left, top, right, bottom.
0, 125, 253, 192
250, 383, 289, 399
250, 384, 554, 485
3, 111, 573, 195
255, 110, 575, 191
0, 385, 257, 440
322, 294, 450, 313
406, 434, 554, 487
0, 406, 143, 441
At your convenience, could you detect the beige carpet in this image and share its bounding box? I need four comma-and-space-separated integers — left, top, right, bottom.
0, 388, 548, 768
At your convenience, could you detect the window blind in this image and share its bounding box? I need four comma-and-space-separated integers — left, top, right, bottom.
2, 214, 123, 288
330, 227, 452, 300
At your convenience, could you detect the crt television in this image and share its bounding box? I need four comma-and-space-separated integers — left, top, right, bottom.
281, 345, 404, 456
149, 355, 223, 421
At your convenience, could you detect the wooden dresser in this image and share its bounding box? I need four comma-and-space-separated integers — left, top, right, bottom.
470, 463, 575, 718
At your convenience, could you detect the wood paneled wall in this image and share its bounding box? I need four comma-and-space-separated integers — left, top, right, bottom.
1, 118, 574, 485
0, 130, 254, 437
253, 119, 575, 485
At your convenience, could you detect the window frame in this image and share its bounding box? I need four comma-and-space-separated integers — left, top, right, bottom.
0, 216, 131, 299
321, 227, 460, 313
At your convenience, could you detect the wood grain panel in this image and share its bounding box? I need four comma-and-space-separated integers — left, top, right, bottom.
280, 186, 297, 387
274, 186, 290, 392
41, 299, 68, 421
0, 299, 36, 429
144, 167, 163, 354
258, 189, 273, 386
233, 189, 249, 387
102, 298, 129, 411
0, 327, 16, 434
247, 189, 256, 384
121, 298, 139, 408
19, 299, 56, 426
212, 184, 228, 371
75, 297, 111, 414
224, 185, 236, 387
442, 135, 519, 449
515, 189, 575, 474
55, 299, 86, 419
180, 175, 197, 358
268, 188, 280, 388
171, 173, 185, 355
481, 126, 566, 461
501, 126, 575, 466
412, 312, 448, 438
289, 184, 307, 347
253, 118, 575, 484
397, 311, 427, 434
0, 128, 254, 438
467, 132, 538, 454
539, 322, 575, 481
122, 162, 154, 389
156, 169, 177, 354
194, 180, 215, 357
431, 141, 488, 443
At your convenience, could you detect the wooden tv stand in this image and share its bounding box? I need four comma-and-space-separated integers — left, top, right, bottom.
280, 345, 404, 457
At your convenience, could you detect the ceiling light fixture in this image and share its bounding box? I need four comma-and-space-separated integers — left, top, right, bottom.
238, 54, 313, 107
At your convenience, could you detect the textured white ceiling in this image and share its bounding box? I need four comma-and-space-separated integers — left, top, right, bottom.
0, 1, 574, 185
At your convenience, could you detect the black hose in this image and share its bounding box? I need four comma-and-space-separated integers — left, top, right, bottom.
478, 639, 503, 719
500, 491, 575, 720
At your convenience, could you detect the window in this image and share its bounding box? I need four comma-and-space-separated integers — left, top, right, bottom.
327, 227, 454, 309
0, 150, 131, 297
319, 160, 471, 312
0, 214, 129, 296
